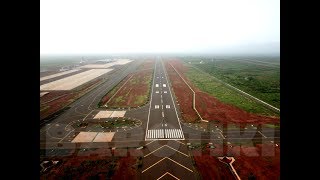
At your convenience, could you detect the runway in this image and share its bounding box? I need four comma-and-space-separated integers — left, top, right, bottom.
145, 57, 184, 140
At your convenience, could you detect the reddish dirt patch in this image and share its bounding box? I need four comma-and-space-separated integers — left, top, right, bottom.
165, 62, 200, 122
100, 60, 154, 108
192, 143, 280, 180
40, 149, 140, 180
192, 150, 235, 180
40, 78, 102, 121
231, 144, 280, 180
165, 59, 279, 126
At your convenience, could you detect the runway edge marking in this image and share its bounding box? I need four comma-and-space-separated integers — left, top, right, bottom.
145, 59, 157, 141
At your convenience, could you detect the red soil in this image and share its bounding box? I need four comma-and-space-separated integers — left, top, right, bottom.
231, 144, 280, 180
101, 60, 154, 108
165, 59, 279, 125
221, 157, 232, 164
192, 150, 235, 180
40, 149, 140, 179
165, 62, 200, 122
193, 143, 280, 180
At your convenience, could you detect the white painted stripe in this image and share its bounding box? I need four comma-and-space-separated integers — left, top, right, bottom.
161, 60, 184, 139
175, 130, 179, 138
172, 129, 176, 138
145, 62, 157, 140
162, 112, 164, 117
175, 129, 179, 138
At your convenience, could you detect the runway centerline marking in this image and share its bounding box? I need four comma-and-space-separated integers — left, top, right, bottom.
161, 59, 185, 139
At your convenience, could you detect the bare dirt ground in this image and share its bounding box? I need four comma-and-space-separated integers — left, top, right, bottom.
40, 78, 102, 121
100, 60, 154, 108
166, 60, 279, 126
192, 143, 280, 180
231, 143, 280, 180
165, 62, 200, 123
40, 150, 140, 179
192, 150, 235, 180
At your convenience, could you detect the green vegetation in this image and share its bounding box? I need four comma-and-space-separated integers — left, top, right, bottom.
263, 124, 280, 128
134, 95, 147, 105
184, 66, 279, 117
184, 57, 280, 109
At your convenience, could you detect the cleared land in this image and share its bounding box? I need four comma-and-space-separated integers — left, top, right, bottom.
71, 132, 115, 143
40, 151, 140, 179
165, 60, 279, 125
192, 143, 280, 180
99, 60, 154, 108
165, 61, 200, 122
186, 57, 280, 109
40, 69, 80, 81
71, 132, 98, 143
192, 152, 236, 179
80, 59, 132, 69
92, 132, 115, 142
40, 69, 112, 91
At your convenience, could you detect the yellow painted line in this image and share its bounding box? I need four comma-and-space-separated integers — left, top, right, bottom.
145, 140, 156, 146
157, 172, 180, 180
166, 157, 193, 172
144, 145, 189, 158
174, 140, 185, 145
165, 145, 189, 157
142, 157, 166, 173
144, 145, 166, 157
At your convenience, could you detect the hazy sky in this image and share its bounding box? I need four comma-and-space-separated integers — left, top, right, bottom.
40, 0, 280, 55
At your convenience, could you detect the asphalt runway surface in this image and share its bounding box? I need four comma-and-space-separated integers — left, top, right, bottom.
40, 57, 280, 179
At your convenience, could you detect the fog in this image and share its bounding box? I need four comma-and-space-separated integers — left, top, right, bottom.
41, 0, 279, 55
